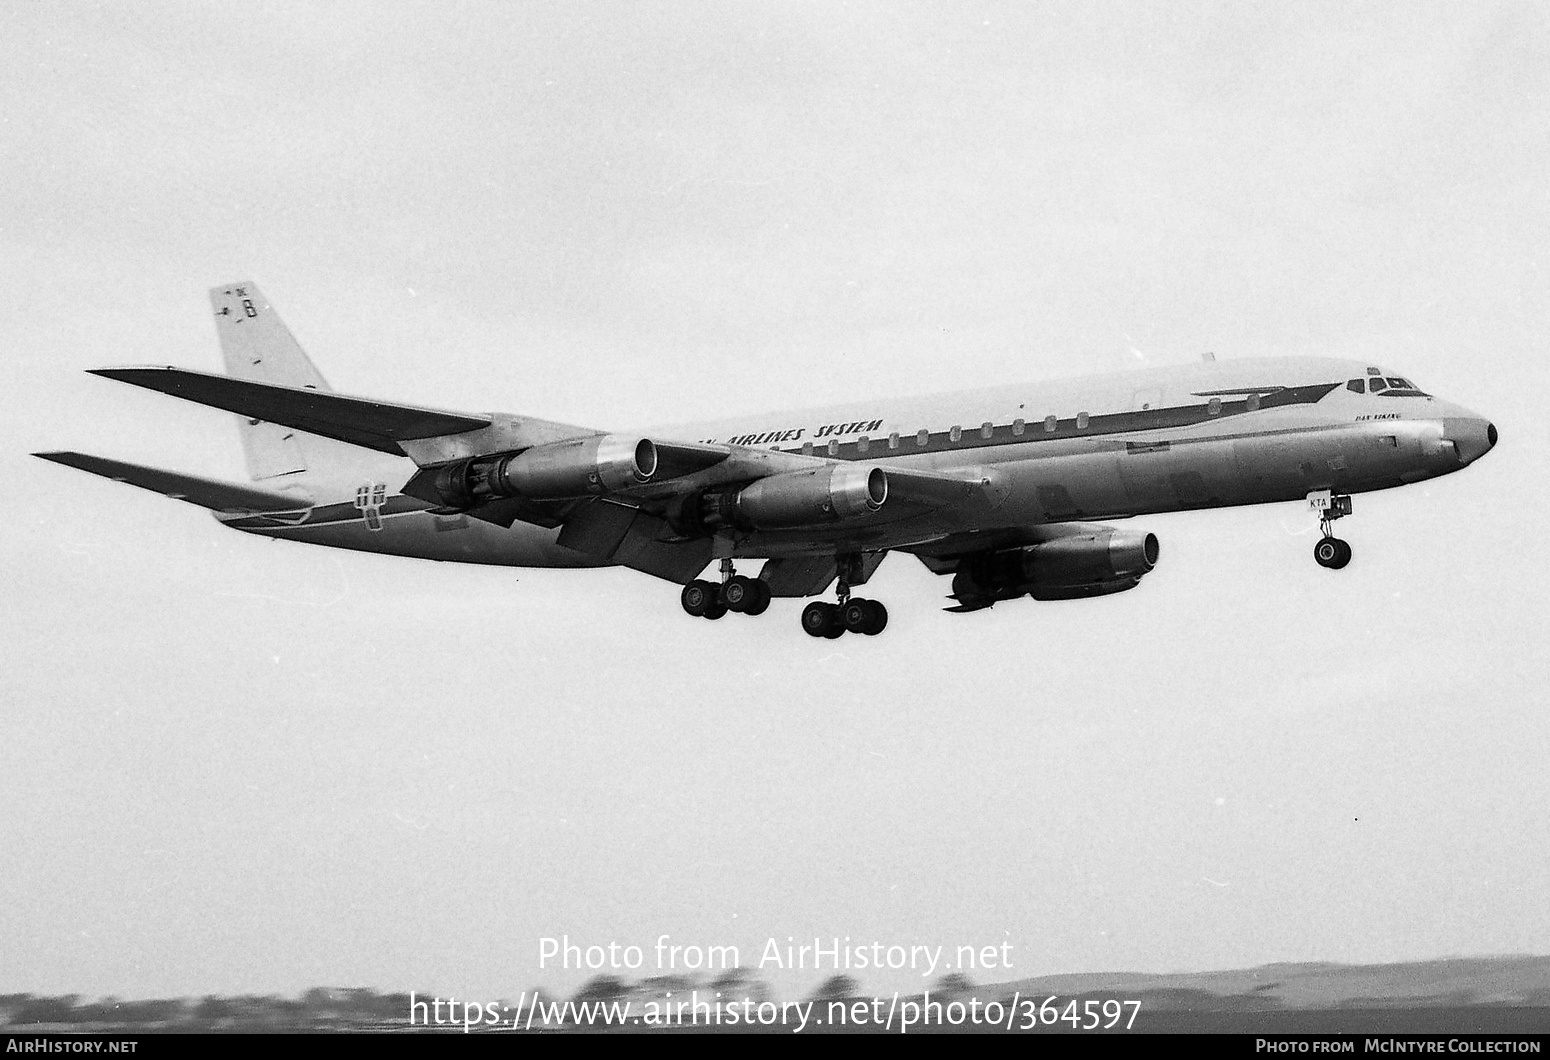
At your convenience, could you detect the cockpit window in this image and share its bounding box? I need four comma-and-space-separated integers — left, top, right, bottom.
1388, 377, 1412, 390
1347, 379, 1363, 393
1368, 378, 1387, 393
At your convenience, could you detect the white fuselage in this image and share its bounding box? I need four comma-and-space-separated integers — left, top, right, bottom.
222, 355, 1495, 569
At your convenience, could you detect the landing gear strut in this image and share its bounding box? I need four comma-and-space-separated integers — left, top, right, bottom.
680, 559, 771, 620
1308, 490, 1353, 570
800, 554, 888, 638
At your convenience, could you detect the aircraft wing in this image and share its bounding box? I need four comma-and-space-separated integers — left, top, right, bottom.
89, 366, 495, 455
34, 451, 311, 511
88, 366, 721, 473
86, 365, 1003, 549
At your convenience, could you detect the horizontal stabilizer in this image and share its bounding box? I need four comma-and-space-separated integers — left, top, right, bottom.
90, 367, 492, 456
34, 451, 311, 511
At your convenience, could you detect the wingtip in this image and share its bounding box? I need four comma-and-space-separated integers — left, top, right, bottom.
87, 366, 182, 385
32, 451, 86, 469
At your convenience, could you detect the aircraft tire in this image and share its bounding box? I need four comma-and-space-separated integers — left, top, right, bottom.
1314, 536, 1343, 569
720, 575, 757, 613
802, 601, 840, 638
743, 579, 771, 616
1330, 539, 1352, 569
841, 599, 874, 634
681, 580, 715, 617
862, 600, 888, 635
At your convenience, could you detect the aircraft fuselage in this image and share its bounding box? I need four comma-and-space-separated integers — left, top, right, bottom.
215, 354, 1495, 570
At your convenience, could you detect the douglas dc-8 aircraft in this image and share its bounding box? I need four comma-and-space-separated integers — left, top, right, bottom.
36, 283, 1496, 638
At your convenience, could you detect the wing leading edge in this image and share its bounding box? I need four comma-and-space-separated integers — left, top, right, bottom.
89, 367, 493, 455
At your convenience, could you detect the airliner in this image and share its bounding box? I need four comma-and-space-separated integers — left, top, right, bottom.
35, 282, 1497, 638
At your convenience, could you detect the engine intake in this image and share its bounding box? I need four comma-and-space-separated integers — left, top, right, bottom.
411, 434, 656, 508
952, 529, 1160, 604
695, 465, 887, 531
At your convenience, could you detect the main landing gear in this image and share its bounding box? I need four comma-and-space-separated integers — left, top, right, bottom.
682, 554, 891, 637
801, 598, 888, 638
800, 562, 888, 639
1308, 489, 1353, 570
680, 559, 771, 621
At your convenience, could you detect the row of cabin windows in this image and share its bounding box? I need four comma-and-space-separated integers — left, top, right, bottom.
798, 412, 1091, 454
786, 395, 1264, 453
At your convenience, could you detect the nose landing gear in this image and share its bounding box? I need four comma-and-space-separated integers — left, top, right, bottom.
1313, 535, 1352, 569
1308, 490, 1353, 569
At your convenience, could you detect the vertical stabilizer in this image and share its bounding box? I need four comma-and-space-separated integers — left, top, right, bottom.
209, 282, 331, 480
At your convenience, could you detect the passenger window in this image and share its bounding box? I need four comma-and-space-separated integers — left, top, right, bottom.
1246, 393, 1260, 411
1208, 397, 1222, 415
826, 439, 839, 456
949, 425, 962, 442
981, 421, 993, 439
801, 441, 813, 456
888, 432, 900, 450
916, 428, 929, 447
1076, 412, 1089, 429
1369, 379, 1387, 393
1044, 415, 1057, 432
1012, 418, 1025, 436
857, 436, 870, 453
1347, 379, 1363, 393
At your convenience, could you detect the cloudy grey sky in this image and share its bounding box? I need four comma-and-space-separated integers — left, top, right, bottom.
3, 1, 1547, 1002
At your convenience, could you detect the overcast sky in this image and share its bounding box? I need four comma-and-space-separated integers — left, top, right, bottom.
3, 1, 1547, 1003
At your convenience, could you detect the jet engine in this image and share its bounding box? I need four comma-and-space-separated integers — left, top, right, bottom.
951, 529, 1160, 604
408, 434, 657, 508
689, 464, 888, 532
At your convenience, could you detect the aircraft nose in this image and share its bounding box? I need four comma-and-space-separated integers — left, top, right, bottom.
1442, 416, 1497, 465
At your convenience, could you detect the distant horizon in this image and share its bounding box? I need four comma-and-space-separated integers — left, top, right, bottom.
8, 949, 1550, 1007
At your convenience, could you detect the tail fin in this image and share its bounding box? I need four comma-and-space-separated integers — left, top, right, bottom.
209, 282, 330, 480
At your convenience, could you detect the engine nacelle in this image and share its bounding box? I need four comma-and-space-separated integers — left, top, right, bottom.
952, 529, 1160, 603
412, 434, 657, 508
696, 465, 888, 531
